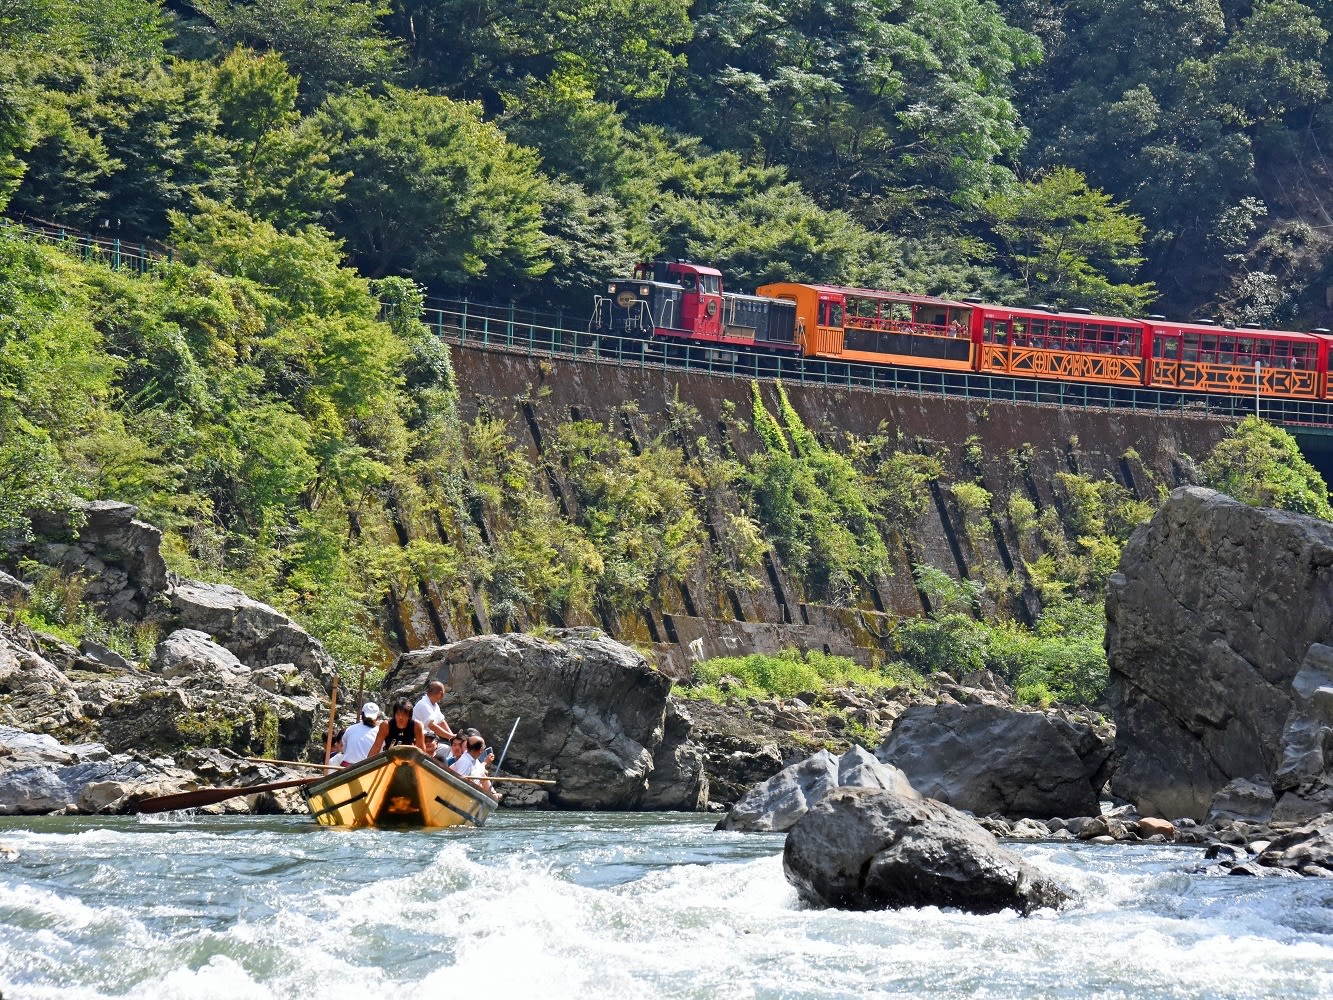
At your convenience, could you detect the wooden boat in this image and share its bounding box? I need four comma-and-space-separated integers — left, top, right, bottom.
301, 745, 498, 828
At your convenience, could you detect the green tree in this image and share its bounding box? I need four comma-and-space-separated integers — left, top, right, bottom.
980, 167, 1156, 312
9, 59, 234, 236
1200, 416, 1333, 519
1019, 0, 1329, 307
209, 47, 346, 227
673, 0, 1039, 223
196, 0, 401, 103
314, 87, 552, 291
384, 0, 691, 105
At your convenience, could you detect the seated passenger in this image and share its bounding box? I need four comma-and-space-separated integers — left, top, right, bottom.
369, 698, 425, 755
453, 735, 496, 794
327, 727, 346, 768
341, 703, 381, 766
444, 734, 466, 766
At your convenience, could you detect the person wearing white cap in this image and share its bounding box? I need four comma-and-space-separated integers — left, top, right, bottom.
340, 702, 382, 766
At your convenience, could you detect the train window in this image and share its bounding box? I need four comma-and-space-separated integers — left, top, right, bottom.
1011, 319, 1027, 344
984, 319, 1008, 343
1029, 318, 1048, 344
820, 301, 844, 326
678, 274, 696, 291
702, 275, 719, 294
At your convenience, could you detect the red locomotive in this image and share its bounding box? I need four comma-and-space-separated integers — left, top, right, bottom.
592, 261, 800, 354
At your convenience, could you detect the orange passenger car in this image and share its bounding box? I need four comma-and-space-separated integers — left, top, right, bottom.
757, 282, 976, 370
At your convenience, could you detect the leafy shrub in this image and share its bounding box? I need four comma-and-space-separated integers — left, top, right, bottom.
1201, 416, 1332, 520
687, 648, 888, 702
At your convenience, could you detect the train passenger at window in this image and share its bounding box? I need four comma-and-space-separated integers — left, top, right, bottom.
949, 320, 964, 338
1117, 335, 1131, 355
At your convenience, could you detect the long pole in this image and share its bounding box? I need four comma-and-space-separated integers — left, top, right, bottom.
354, 664, 367, 721
323, 675, 339, 765
1254, 360, 1261, 419
495, 717, 521, 773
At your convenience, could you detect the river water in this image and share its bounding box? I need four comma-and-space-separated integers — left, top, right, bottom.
2, 811, 1332, 998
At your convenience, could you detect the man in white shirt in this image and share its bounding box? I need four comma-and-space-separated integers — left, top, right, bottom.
450, 735, 495, 794
412, 680, 454, 742
341, 703, 382, 765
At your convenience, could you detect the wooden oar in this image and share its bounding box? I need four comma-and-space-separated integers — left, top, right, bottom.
242, 756, 338, 772
482, 776, 556, 785
135, 776, 320, 814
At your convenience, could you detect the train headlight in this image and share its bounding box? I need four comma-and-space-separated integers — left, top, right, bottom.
608, 283, 617, 293
640, 286, 650, 296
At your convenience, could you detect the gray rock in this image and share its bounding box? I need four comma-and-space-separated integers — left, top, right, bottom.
0, 750, 171, 815
0, 570, 30, 601
1107, 487, 1333, 820
783, 787, 1072, 914
875, 703, 1108, 819
716, 745, 918, 832
151, 629, 247, 680
28, 500, 167, 620
1255, 815, 1333, 875
642, 701, 708, 811
171, 580, 334, 687
385, 629, 705, 810
79, 639, 133, 672
1206, 777, 1276, 826
0, 628, 84, 730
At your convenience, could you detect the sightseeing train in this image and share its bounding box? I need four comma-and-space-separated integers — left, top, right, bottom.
590, 261, 1333, 403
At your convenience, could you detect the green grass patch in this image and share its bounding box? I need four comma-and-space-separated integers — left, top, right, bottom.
682, 648, 910, 703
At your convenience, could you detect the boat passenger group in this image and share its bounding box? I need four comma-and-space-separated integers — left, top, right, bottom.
330, 681, 497, 795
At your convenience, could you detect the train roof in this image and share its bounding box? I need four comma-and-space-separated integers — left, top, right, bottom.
650, 260, 723, 277
1141, 317, 1321, 342
971, 301, 1144, 324
761, 281, 971, 308
728, 291, 795, 306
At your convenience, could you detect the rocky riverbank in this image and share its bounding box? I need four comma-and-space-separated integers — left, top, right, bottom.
3, 491, 1332, 885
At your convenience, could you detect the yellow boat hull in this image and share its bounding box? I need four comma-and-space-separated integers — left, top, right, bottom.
301, 745, 497, 828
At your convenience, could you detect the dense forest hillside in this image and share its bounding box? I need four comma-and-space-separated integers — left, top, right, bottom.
2, 0, 1331, 323
3, 1, 1332, 710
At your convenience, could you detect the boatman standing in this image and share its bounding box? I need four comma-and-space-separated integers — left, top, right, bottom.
412, 680, 455, 742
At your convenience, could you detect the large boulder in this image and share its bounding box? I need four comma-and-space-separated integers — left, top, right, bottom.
26, 500, 167, 620
0, 627, 85, 732
642, 701, 708, 811
383, 629, 706, 810
783, 787, 1072, 914
170, 580, 336, 688
1, 619, 323, 761
1106, 487, 1333, 820
874, 704, 1109, 819
716, 745, 917, 832
0, 725, 185, 815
